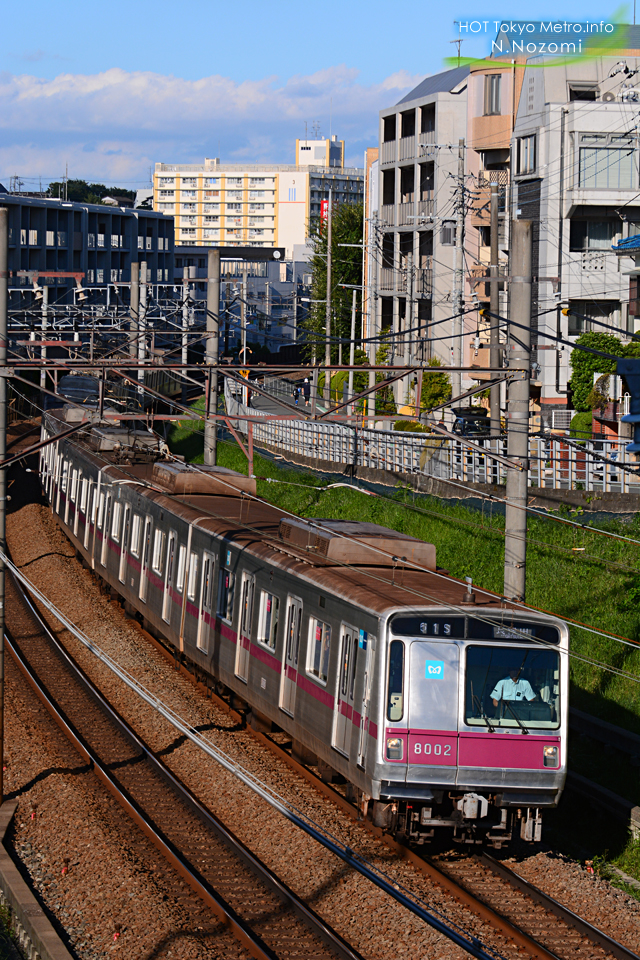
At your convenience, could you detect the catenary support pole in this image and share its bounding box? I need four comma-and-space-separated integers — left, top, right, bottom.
325, 186, 333, 401
0, 207, 7, 803
40, 284, 48, 392
204, 249, 220, 466
129, 261, 139, 360
182, 267, 189, 405
348, 289, 356, 415
504, 219, 532, 602
138, 261, 147, 396
490, 180, 501, 439
451, 138, 465, 402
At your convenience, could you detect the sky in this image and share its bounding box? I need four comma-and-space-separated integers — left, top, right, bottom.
0, 0, 632, 189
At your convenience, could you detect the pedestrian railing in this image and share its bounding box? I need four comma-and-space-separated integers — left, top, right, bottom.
225, 380, 640, 493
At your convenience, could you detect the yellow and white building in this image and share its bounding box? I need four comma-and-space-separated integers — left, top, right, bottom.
153, 137, 363, 259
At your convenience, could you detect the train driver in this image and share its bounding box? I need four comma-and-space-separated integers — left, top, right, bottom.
491, 668, 536, 708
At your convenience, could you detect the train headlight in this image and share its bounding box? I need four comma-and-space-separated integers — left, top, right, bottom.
386, 737, 403, 761
543, 745, 559, 767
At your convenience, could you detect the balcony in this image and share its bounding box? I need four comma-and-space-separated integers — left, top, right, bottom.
398, 203, 415, 226
417, 199, 434, 219
381, 141, 396, 165
380, 267, 395, 291
46, 231, 55, 246
380, 204, 395, 226
57, 231, 67, 246
419, 130, 436, 150
146, 237, 153, 250
97, 234, 105, 248
88, 233, 95, 249
415, 263, 432, 297
398, 136, 415, 162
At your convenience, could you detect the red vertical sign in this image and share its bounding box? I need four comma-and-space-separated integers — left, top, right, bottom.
321, 199, 329, 223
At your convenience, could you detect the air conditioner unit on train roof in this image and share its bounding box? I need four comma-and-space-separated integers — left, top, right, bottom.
278, 517, 436, 568
152, 461, 257, 496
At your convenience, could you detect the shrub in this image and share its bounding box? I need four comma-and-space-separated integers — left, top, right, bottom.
568, 332, 623, 411
393, 420, 430, 433
569, 411, 592, 439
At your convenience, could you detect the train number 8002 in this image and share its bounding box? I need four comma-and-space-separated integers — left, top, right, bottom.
413, 742, 451, 756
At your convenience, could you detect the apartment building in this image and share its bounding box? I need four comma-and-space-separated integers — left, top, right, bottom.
511, 46, 640, 424
153, 138, 364, 258
0, 193, 173, 307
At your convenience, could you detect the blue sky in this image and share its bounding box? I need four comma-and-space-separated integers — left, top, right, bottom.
0, 0, 630, 187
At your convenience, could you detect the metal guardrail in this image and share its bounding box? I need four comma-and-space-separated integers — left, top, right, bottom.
226, 379, 640, 493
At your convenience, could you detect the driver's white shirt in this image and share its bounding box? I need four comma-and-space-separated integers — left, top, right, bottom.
490, 677, 535, 702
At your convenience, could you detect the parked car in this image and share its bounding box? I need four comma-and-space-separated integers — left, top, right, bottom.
452, 406, 491, 438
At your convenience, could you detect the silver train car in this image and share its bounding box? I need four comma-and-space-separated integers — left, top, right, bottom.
39, 406, 569, 848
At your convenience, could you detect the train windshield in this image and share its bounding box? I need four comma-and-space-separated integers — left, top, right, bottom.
465, 646, 560, 730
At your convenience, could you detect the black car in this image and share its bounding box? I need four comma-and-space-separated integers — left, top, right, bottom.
451, 406, 491, 438
44, 375, 100, 410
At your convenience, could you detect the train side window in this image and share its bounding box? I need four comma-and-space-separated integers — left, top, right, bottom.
339, 632, 352, 697
187, 552, 199, 601
111, 501, 122, 542
387, 640, 405, 722
80, 477, 88, 513
176, 544, 187, 593
70, 469, 78, 502
97, 492, 105, 529
152, 529, 166, 575
349, 635, 359, 699
201, 552, 215, 613
61, 462, 69, 493
308, 617, 331, 684
218, 568, 235, 622
257, 591, 280, 650
130, 513, 142, 557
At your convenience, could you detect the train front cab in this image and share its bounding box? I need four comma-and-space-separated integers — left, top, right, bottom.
375, 610, 569, 848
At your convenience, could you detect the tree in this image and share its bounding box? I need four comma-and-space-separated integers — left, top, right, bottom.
374, 341, 396, 414
420, 356, 452, 412
46, 179, 136, 205
568, 331, 623, 412
300, 202, 363, 363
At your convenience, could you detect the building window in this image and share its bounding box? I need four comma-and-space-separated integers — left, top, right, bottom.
182, 203, 197, 212
227, 178, 243, 187
484, 74, 501, 116
160, 190, 174, 198
181, 190, 196, 199
226, 191, 243, 201
159, 178, 174, 186
567, 299, 621, 336
204, 204, 219, 214
249, 203, 265, 211
226, 203, 242, 212
181, 216, 197, 226
181, 228, 196, 237
204, 178, 218, 187
579, 134, 636, 189
203, 229, 219, 238
204, 216, 219, 224
204, 190, 219, 199
569, 219, 618, 251
249, 178, 265, 186
249, 191, 264, 199
158, 203, 174, 211
516, 135, 536, 175
182, 178, 197, 187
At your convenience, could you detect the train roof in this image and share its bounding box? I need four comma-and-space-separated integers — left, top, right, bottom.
45, 411, 548, 625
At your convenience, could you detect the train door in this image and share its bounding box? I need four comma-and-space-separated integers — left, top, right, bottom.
406, 641, 460, 769
65, 466, 75, 526
235, 572, 254, 682
73, 471, 82, 537
357, 633, 376, 768
162, 531, 177, 622
139, 516, 152, 602
56, 458, 67, 516
119, 504, 131, 584
196, 549, 214, 650
279, 596, 302, 717
332, 624, 358, 757
100, 493, 112, 567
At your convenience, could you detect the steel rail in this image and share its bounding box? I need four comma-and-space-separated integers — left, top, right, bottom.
479, 853, 639, 960
7, 568, 365, 960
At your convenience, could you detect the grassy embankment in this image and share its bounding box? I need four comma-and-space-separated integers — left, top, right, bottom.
168, 402, 640, 877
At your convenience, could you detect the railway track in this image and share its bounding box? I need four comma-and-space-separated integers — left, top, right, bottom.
133, 626, 640, 960
4, 565, 366, 960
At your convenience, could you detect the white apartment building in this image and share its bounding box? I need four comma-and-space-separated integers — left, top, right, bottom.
153, 138, 363, 259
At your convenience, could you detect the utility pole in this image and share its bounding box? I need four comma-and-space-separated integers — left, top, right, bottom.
138, 260, 147, 397
348, 289, 356, 415
504, 219, 532, 602
182, 267, 189, 405
40, 284, 48, 392
129, 261, 139, 359
325, 186, 333, 401
489, 180, 501, 438
292, 291, 297, 343
204, 249, 220, 466
0, 207, 8, 804
451, 138, 465, 401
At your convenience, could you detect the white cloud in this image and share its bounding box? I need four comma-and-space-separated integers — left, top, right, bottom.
0, 65, 423, 184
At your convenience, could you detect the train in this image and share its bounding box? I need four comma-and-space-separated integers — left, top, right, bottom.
38, 401, 569, 849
